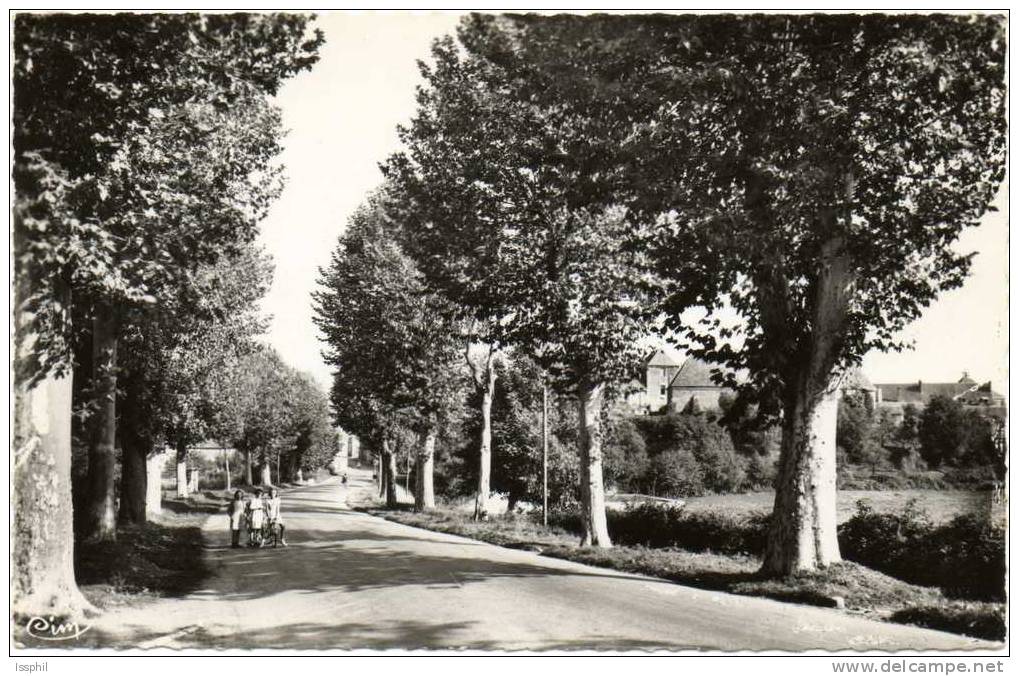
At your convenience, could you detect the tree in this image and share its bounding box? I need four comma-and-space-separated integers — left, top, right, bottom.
602, 416, 650, 494
837, 392, 880, 467
313, 192, 463, 511
231, 348, 300, 486
14, 13, 323, 546
12, 12, 320, 614
385, 19, 668, 546
116, 245, 272, 519
618, 15, 1005, 573
918, 395, 970, 468
286, 374, 341, 483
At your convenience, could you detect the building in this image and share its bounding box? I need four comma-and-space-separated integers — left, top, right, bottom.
875, 373, 1007, 422
645, 350, 682, 411
636, 350, 878, 415
667, 357, 736, 413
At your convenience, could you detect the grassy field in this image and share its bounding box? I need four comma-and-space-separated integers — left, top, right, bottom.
680, 489, 992, 524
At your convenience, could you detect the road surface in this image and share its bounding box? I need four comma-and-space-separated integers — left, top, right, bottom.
88, 471, 992, 651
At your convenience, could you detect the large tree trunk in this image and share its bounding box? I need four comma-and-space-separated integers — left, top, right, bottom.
474, 363, 496, 520
382, 440, 398, 508
13, 338, 95, 618
83, 302, 118, 541
578, 381, 612, 548
146, 451, 164, 517
761, 384, 841, 574
176, 441, 189, 498
415, 429, 437, 512
118, 427, 148, 526
761, 236, 852, 575
117, 391, 150, 526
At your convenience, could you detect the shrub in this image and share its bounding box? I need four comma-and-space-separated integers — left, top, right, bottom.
934, 512, 1006, 601
612, 504, 769, 554
634, 412, 747, 496
648, 449, 705, 496
838, 499, 1005, 601
549, 503, 768, 555
891, 603, 1005, 642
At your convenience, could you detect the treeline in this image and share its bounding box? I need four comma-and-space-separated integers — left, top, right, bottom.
313, 13, 1005, 580
13, 14, 325, 619
836, 393, 1005, 484
436, 363, 778, 507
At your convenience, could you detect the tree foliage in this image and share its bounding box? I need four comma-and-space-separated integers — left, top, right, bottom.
13, 13, 323, 383
313, 189, 465, 451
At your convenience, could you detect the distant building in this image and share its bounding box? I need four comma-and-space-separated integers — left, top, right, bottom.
632, 350, 879, 415
667, 357, 735, 413
645, 350, 682, 411
875, 373, 1006, 422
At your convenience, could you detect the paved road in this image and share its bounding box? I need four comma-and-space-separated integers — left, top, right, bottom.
90, 471, 992, 651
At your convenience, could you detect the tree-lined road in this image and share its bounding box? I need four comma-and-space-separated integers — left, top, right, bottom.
89, 471, 990, 651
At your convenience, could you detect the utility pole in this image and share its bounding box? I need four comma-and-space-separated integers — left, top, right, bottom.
542, 378, 549, 527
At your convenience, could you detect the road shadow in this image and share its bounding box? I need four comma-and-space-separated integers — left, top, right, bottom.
193, 524, 662, 601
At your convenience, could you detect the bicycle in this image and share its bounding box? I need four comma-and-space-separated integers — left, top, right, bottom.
264, 519, 283, 548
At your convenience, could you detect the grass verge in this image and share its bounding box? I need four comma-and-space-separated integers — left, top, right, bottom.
360, 501, 1004, 642
74, 492, 228, 612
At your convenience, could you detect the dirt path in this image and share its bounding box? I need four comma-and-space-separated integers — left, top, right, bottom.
83, 470, 993, 651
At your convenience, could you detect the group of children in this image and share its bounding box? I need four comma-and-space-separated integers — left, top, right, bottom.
228, 487, 287, 548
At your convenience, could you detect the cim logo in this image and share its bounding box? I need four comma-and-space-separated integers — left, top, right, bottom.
25, 616, 91, 642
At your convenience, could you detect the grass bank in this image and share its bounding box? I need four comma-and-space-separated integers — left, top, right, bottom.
359, 501, 1004, 642
74, 491, 228, 612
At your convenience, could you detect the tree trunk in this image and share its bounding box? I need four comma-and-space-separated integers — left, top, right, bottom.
176, 441, 189, 499
13, 347, 95, 618
260, 462, 271, 487
223, 450, 231, 492
761, 237, 852, 575
415, 429, 437, 512
761, 385, 841, 574
117, 391, 150, 526
146, 452, 164, 517
244, 449, 253, 485
118, 430, 148, 526
377, 453, 385, 498
382, 440, 398, 508
474, 363, 496, 520
83, 302, 118, 541
578, 381, 612, 547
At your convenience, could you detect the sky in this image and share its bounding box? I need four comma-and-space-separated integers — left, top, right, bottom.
257, 11, 1009, 396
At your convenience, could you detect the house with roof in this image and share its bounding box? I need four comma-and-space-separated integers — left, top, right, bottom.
631, 349, 885, 415
875, 373, 1006, 422
667, 357, 736, 413
643, 350, 683, 411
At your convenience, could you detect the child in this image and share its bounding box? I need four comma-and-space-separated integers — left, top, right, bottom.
265, 487, 288, 547
228, 490, 246, 548
246, 488, 266, 547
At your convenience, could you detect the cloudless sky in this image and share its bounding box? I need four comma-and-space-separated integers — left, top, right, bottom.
257, 11, 1008, 396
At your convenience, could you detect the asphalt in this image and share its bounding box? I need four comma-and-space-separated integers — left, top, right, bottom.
87, 470, 996, 651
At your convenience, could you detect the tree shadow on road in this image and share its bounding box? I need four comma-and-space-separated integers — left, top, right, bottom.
193, 524, 665, 601
90, 618, 695, 651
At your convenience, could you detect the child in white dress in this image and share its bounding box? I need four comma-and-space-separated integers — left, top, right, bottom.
246, 489, 266, 547
265, 488, 288, 546
228, 490, 246, 548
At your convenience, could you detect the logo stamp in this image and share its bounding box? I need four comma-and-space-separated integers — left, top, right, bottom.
25, 616, 91, 642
